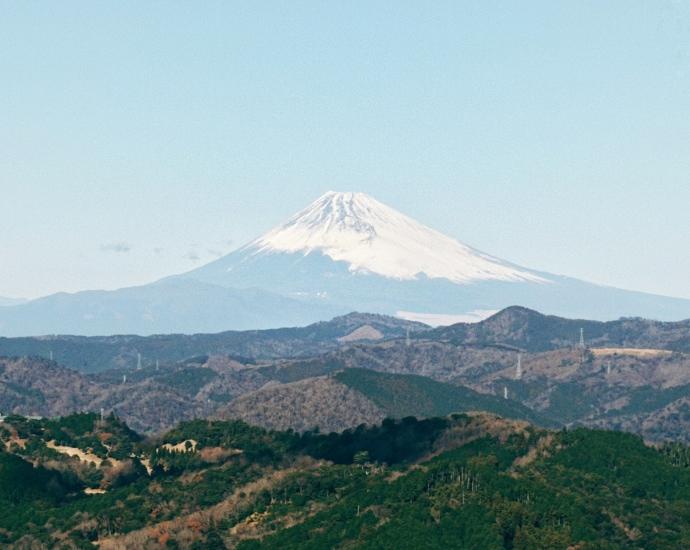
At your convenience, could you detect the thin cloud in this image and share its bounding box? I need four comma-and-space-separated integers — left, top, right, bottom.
100, 242, 132, 253
207, 239, 234, 257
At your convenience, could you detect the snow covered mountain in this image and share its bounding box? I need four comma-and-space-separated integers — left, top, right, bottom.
1, 191, 690, 336
177, 191, 690, 326
247, 191, 545, 284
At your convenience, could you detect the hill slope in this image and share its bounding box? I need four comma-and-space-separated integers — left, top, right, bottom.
426, 305, 690, 352
334, 368, 558, 428
0, 356, 273, 434
4, 413, 690, 549
213, 376, 387, 433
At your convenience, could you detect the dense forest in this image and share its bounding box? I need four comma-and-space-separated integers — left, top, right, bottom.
3, 411, 690, 549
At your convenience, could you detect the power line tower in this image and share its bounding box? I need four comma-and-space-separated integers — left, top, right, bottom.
137, 353, 142, 370
504, 386, 508, 400
49, 351, 53, 361
156, 359, 159, 371
516, 353, 522, 380
406, 329, 411, 347
607, 360, 611, 375
579, 328, 585, 349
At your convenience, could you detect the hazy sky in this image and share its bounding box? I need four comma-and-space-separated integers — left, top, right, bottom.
2, 2, 690, 300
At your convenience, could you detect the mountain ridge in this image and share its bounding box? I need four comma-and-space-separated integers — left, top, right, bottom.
0, 312, 427, 373
427, 305, 690, 352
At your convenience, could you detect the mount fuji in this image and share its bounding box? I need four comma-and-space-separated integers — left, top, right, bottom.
2, 191, 690, 336
175, 191, 690, 325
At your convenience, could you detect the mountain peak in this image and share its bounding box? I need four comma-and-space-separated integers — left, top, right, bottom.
243, 191, 546, 284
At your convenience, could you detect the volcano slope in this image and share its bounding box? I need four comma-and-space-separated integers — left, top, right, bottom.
4, 191, 690, 336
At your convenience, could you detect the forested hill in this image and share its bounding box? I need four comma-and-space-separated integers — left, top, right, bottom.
4, 412, 690, 549
4, 305, 690, 374
0, 312, 427, 373
425, 306, 690, 352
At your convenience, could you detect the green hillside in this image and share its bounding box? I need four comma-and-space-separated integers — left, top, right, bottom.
335, 368, 559, 428
4, 412, 690, 548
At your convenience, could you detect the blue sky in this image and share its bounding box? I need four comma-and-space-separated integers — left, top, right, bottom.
1, 2, 690, 300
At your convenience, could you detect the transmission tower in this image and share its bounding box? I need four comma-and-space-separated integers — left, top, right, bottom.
49, 351, 53, 361
137, 353, 142, 370
579, 328, 585, 349
516, 353, 522, 380
607, 361, 611, 375
504, 386, 508, 400
406, 329, 411, 347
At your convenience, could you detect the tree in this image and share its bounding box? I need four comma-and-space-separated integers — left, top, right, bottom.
354, 451, 370, 467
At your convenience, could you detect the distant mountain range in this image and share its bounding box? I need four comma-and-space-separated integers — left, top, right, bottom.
2, 191, 690, 336
4, 307, 690, 442
0, 296, 27, 307
0, 312, 426, 373
6, 305, 690, 374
